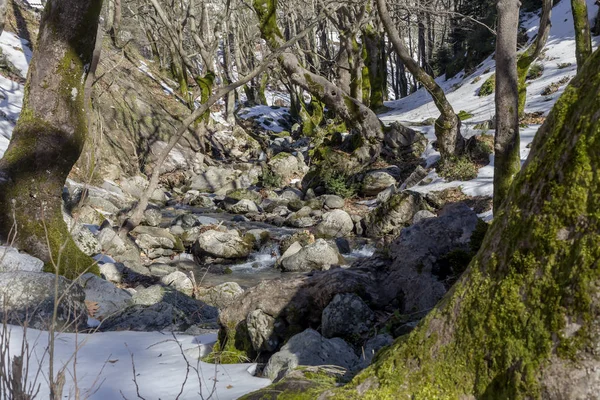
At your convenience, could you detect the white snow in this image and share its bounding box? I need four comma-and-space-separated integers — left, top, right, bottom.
379, 0, 599, 202
4, 325, 271, 399
238, 105, 290, 133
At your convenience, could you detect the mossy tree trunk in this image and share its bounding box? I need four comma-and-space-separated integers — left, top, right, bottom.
517, 0, 552, 116
0, 0, 103, 279
253, 0, 384, 164
571, 0, 592, 71
246, 41, 600, 400
363, 25, 386, 110
376, 0, 465, 159
494, 0, 521, 213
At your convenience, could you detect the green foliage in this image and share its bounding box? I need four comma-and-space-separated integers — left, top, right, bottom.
322, 170, 358, 198
437, 156, 479, 181
526, 62, 544, 80
202, 337, 250, 364
457, 110, 474, 120
260, 168, 283, 189
478, 74, 495, 96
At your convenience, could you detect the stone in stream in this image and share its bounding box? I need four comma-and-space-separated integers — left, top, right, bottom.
227, 199, 259, 214
192, 229, 253, 260
263, 328, 359, 381
315, 209, 354, 238
160, 271, 194, 296
280, 239, 342, 272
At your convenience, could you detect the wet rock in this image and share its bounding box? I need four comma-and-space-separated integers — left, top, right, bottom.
280, 239, 341, 272
362, 171, 397, 196
321, 293, 376, 340
264, 329, 358, 381
315, 209, 354, 238
0, 246, 44, 273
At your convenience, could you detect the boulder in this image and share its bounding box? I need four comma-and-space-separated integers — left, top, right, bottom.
280, 239, 341, 272
196, 282, 244, 309
382, 122, 427, 160
97, 226, 143, 266
227, 199, 259, 214
358, 334, 394, 367
0, 272, 87, 331
192, 229, 253, 260
315, 209, 354, 238
132, 226, 181, 259
322, 195, 345, 209
79, 273, 132, 320
263, 329, 358, 381
0, 246, 44, 273
321, 293, 376, 340
119, 175, 149, 199
143, 207, 162, 227
361, 171, 397, 196
412, 209, 436, 224
210, 125, 262, 161
99, 263, 124, 283
364, 191, 426, 237
190, 166, 260, 193
268, 152, 306, 183
160, 271, 194, 295
247, 309, 280, 353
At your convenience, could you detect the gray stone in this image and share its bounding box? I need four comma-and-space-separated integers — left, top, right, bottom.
196, 282, 244, 309
281, 188, 303, 201
0, 272, 87, 332
97, 226, 143, 266
227, 199, 259, 214
143, 207, 162, 227
119, 175, 149, 199
0, 246, 44, 273
315, 209, 354, 238
412, 209, 436, 224
359, 334, 394, 366
268, 152, 305, 183
322, 195, 345, 209
280, 239, 340, 272
264, 329, 358, 381
99, 263, 124, 283
364, 191, 425, 237
362, 171, 397, 196
192, 229, 253, 259
321, 293, 376, 339
210, 125, 262, 162
79, 274, 132, 320
160, 271, 194, 295
376, 184, 397, 204
148, 263, 177, 278
246, 309, 279, 352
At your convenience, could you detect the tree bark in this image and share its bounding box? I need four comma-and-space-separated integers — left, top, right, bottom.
376, 0, 465, 159
494, 0, 521, 213
571, 0, 592, 71
0, 0, 103, 278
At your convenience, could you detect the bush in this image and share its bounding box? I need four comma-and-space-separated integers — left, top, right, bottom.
260, 169, 282, 189
322, 171, 357, 198
478, 74, 495, 96
526, 63, 544, 80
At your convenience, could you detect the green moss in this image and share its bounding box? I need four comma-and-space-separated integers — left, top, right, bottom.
253, 0, 284, 48
457, 110, 474, 120
437, 155, 479, 181
478, 74, 495, 96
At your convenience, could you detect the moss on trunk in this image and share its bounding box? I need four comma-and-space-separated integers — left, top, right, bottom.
0, 0, 103, 279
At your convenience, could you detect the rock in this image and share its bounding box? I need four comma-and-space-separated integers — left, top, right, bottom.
64, 212, 102, 256
196, 282, 244, 309
277, 241, 302, 265
99, 263, 124, 283
148, 263, 177, 278
74, 205, 107, 225
97, 226, 143, 266
280, 231, 315, 253
285, 213, 315, 228
210, 125, 262, 161
264, 329, 359, 381
364, 191, 426, 237
383, 122, 427, 160
225, 188, 262, 203
192, 229, 253, 260
247, 309, 280, 353
0, 246, 44, 272
0, 272, 87, 331
315, 210, 354, 238
412, 209, 436, 224
245, 229, 270, 247
190, 166, 260, 193
227, 199, 259, 214
160, 271, 194, 295
376, 184, 397, 204
132, 226, 181, 259
321, 293, 376, 340
119, 175, 149, 199
322, 195, 344, 209
101, 285, 218, 331
287, 199, 304, 212
84, 195, 120, 214
281, 188, 303, 201
362, 171, 397, 196
400, 165, 429, 190
359, 334, 394, 367
280, 239, 341, 272
79, 273, 132, 320
184, 192, 215, 208
334, 238, 351, 254
268, 152, 306, 183
143, 206, 162, 227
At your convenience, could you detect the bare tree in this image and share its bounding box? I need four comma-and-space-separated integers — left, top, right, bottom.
494, 0, 521, 212
571, 0, 592, 71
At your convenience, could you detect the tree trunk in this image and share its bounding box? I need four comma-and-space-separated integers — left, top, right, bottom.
253, 0, 384, 165
494, 0, 521, 213
0, 0, 7, 37
571, 0, 592, 71
244, 43, 600, 400
517, 0, 552, 115
376, 0, 465, 159
0, 0, 103, 278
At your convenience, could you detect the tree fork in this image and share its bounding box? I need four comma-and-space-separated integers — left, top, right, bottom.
0, 0, 103, 278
